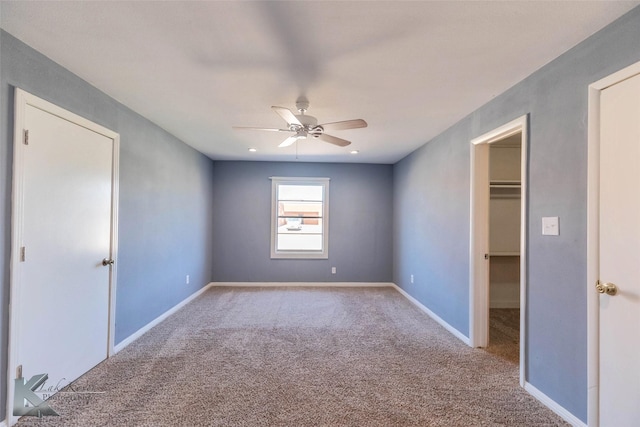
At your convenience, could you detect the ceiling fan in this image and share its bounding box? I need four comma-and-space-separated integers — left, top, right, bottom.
233, 98, 367, 148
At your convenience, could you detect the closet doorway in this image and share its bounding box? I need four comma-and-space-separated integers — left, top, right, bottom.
487, 136, 521, 363
469, 115, 527, 386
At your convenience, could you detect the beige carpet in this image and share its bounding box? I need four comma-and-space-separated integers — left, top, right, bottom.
486, 308, 520, 364
17, 287, 568, 426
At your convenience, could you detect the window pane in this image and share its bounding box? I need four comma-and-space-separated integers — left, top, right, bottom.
278, 201, 322, 219
277, 233, 323, 251
278, 184, 323, 201
277, 219, 323, 233
271, 178, 328, 259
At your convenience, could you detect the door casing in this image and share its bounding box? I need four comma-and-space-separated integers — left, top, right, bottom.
469, 115, 528, 386
586, 60, 640, 427
7, 88, 119, 425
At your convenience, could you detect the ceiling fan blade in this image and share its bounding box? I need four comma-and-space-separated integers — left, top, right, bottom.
278, 136, 299, 148
317, 133, 351, 147
232, 126, 291, 132
272, 106, 302, 126
318, 119, 367, 131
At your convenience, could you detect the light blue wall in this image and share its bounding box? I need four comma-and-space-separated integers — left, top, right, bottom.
211, 161, 393, 283
393, 7, 640, 422
2, 4, 640, 424
0, 30, 215, 419
393, 124, 471, 335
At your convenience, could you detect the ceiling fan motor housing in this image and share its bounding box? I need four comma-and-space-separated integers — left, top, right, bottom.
295, 97, 310, 113
234, 99, 364, 147
295, 114, 318, 127
291, 114, 322, 136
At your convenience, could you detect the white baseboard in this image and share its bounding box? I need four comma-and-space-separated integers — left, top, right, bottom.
391, 284, 471, 346
1, 419, 8, 427
113, 282, 214, 353
391, 285, 583, 425
524, 382, 586, 427
210, 282, 395, 288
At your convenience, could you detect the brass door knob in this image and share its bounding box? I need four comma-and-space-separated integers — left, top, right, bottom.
596, 280, 617, 296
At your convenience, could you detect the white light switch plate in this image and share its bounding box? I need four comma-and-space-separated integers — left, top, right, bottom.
542, 217, 559, 236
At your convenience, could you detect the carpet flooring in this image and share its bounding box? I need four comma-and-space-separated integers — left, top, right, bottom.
486, 308, 520, 364
17, 287, 568, 426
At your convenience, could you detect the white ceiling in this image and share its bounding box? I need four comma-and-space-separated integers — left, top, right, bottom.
2, 1, 638, 164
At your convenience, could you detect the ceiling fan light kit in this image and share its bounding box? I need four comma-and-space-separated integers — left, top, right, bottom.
234, 99, 367, 149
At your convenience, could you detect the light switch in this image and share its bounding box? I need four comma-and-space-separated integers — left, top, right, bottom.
542, 217, 559, 236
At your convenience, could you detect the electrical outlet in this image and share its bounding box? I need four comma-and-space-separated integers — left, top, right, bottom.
331, 267, 336, 274
410, 274, 414, 284
186, 275, 190, 284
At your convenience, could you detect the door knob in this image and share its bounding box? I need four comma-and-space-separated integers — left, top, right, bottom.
102, 258, 114, 267
596, 280, 617, 296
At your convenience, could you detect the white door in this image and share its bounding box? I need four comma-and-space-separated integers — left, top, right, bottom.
15, 101, 114, 395
598, 72, 640, 426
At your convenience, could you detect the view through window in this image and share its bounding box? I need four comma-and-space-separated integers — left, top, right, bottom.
271, 177, 329, 259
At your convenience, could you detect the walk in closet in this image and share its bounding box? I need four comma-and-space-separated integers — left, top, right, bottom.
489, 136, 521, 308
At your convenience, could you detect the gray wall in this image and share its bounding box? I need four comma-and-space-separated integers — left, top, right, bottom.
0, 30, 215, 420
393, 7, 640, 422
212, 161, 393, 283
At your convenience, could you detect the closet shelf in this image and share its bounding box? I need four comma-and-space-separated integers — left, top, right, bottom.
490, 180, 520, 187
490, 252, 520, 257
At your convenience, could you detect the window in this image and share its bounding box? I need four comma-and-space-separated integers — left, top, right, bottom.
270, 177, 329, 259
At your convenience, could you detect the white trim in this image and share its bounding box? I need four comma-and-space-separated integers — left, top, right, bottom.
0, 419, 7, 427
586, 60, 640, 427
269, 177, 332, 181
586, 80, 601, 427
270, 177, 330, 259
589, 61, 640, 92
7, 89, 120, 427
518, 119, 528, 388
524, 382, 587, 427
470, 116, 525, 146
114, 283, 215, 353
392, 284, 472, 346
469, 139, 490, 347
108, 132, 120, 357
210, 282, 395, 288
469, 115, 528, 388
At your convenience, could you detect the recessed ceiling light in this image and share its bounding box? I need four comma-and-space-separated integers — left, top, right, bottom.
248, 148, 257, 152
350, 150, 359, 154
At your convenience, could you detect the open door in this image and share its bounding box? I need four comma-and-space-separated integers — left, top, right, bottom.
469, 115, 528, 386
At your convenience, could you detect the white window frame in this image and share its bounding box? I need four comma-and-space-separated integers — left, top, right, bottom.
270, 177, 330, 259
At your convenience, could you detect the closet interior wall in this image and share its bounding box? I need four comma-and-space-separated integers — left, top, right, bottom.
489, 136, 522, 308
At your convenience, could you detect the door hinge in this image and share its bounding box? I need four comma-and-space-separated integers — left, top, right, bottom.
16, 364, 22, 380
20, 246, 26, 262
484, 253, 489, 260
23, 129, 29, 145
